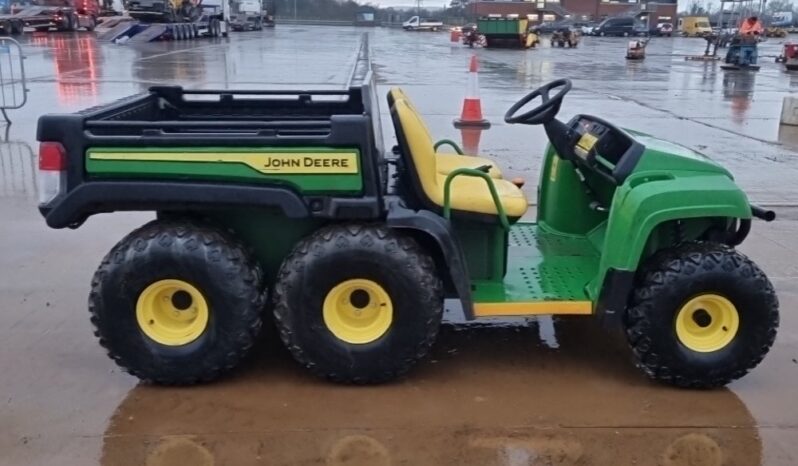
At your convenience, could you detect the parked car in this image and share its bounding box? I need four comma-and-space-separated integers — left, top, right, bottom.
530, 20, 571, 34
632, 23, 648, 36
655, 22, 673, 36
593, 17, 636, 37
580, 22, 598, 35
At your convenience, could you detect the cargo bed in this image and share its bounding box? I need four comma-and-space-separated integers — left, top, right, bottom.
36, 35, 386, 228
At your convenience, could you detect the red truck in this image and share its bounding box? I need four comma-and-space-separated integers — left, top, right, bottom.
11, 0, 100, 31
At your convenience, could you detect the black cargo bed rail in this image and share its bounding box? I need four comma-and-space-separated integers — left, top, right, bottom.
37, 34, 387, 228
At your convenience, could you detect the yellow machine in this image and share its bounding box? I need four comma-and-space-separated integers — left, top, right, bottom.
125, 0, 202, 23
766, 27, 788, 38
679, 16, 712, 37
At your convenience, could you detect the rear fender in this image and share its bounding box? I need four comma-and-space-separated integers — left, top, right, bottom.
386, 201, 474, 319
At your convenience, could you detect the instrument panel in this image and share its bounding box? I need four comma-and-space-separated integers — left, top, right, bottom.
566, 114, 644, 184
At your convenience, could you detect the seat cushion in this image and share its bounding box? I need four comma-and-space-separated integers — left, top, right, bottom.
436, 153, 503, 179
391, 98, 528, 219
435, 173, 528, 218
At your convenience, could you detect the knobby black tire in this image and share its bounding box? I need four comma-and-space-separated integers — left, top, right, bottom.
625, 242, 779, 388
273, 224, 444, 384
89, 219, 266, 385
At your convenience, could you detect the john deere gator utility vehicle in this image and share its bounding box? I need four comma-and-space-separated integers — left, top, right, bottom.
36, 47, 778, 388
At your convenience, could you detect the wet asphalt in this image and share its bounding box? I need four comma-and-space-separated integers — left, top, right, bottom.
1, 26, 798, 465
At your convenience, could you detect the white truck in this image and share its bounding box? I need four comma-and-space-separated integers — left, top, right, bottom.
402, 15, 442, 31
772, 11, 793, 28
229, 0, 262, 30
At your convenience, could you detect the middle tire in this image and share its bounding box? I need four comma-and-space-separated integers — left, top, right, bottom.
273, 224, 444, 383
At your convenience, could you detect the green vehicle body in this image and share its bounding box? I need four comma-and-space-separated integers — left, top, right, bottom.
80, 127, 752, 322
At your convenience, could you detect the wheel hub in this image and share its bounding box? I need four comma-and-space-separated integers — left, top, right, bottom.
675, 294, 739, 353
136, 279, 209, 346
323, 279, 393, 344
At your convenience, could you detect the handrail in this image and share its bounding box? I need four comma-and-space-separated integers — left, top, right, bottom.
434, 139, 464, 155
442, 168, 510, 230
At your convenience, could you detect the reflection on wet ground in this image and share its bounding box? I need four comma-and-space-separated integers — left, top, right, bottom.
101, 323, 762, 466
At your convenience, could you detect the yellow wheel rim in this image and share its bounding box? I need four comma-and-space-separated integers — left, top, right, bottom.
675, 294, 740, 353
136, 279, 210, 346
322, 279, 393, 345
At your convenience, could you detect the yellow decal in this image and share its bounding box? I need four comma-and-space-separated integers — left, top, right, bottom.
88, 151, 359, 174
474, 301, 593, 317
549, 155, 560, 183
577, 133, 598, 152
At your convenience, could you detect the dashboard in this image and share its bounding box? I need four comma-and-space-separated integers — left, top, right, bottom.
565, 114, 644, 184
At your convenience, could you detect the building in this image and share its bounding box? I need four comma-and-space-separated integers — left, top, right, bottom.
468, 0, 677, 28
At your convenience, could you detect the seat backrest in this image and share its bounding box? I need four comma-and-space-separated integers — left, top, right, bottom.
387, 87, 431, 132
390, 99, 441, 207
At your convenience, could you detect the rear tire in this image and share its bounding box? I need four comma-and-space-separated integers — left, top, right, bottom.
89, 219, 266, 385
625, 242, 779, 388
273, 224, 444, 384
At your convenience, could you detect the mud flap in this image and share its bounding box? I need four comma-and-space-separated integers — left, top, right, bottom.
595, 268, 635, 332
386, 201, 474, 319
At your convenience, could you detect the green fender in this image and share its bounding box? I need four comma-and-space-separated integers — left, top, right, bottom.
589, 172, 751, 298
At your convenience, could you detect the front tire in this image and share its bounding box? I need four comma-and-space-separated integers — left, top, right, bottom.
625, 242, 778, 388
273, 224, 444, 384
89, 219, 266, 385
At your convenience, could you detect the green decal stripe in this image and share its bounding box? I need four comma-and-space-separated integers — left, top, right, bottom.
85, 147, 362, 194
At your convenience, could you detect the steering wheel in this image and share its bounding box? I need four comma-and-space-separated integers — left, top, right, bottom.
504, 79, 572, 125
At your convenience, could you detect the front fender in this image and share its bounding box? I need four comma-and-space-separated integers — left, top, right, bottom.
594, 173, 750, 291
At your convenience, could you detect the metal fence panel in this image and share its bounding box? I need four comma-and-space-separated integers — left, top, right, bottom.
0, 38, 27, 110
0, 140, 36, 199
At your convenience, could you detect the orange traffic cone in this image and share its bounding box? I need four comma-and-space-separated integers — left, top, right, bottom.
454, 55, 490, 129
459, 126, 484, 155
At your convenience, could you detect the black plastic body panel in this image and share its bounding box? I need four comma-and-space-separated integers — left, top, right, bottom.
386, 199, 474, 319
40, 181, 311, 229
564, 114, 645, 185
595, 268, 636, 331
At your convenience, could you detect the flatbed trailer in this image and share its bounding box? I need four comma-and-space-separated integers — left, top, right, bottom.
98, 11, 227, 42
0, 12, 24, 34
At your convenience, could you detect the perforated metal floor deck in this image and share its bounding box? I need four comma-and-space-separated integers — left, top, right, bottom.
473, 223, 599, 303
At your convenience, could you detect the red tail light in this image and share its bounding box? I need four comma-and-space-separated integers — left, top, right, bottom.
39, 142, 67, 171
